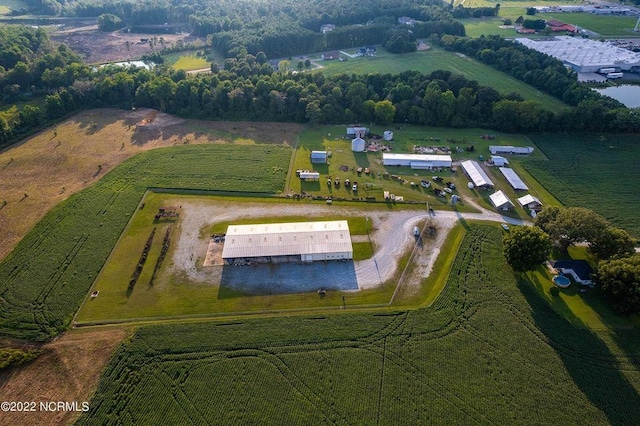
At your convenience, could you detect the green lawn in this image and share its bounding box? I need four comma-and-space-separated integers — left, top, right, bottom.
313, 46, 569, 111
537, 13, 639, 36
78, 223, 640, 425
165, 53, 210, 71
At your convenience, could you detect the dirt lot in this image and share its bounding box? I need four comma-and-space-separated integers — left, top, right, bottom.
0, 328, 128, 426
0, 109, 303, 261
51, 27, 206, 64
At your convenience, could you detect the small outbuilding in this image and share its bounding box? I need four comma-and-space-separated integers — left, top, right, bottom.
489, 190, 515, 211
351, 137, 366, 152
347, 126, 369, 138
297, 170, 320, 180
311, 151, 328, 164
489, 155, 509, 167
517, 194, 543, 211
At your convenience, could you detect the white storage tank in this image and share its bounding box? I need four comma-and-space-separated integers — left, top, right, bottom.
383, 131, 393, 141
351, 137, 365, 152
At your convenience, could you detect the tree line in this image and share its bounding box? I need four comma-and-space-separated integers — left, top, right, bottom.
435, 33, 638, 133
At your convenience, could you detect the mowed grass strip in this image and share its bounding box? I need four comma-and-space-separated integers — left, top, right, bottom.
314, 46, 568, 111
77, 224, 640, 425
0, 143, 292, 340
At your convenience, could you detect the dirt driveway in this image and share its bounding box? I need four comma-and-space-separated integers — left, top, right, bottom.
169, 200, 527, 293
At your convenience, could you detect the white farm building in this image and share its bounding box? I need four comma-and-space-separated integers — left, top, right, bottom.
460, 160, 494, 188
489, 146, 534, 155
222, 220, 353, 264
499, 167, 528, 190
489, 190, 515, 211
311, 151, 328, 164
382, 153, 452, 169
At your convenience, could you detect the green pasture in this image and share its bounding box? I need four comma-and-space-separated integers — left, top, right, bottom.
0, 143, 292, 340
78, 224, 640, 425
523, 133, 640, 237
460, 17, 518, 38
313, 46, 568, 111
75, 192, 424, 324
538, 13, 639, 37
162, 49, 222, 71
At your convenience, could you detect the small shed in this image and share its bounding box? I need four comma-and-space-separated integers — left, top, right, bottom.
517, 194, 543, 211
310, 151, 328, 164
383, 131, 393, 141
298, 170, 320, 180
352, 137, 365, 152
489, 155, 509, 166
489, 190, 515, 211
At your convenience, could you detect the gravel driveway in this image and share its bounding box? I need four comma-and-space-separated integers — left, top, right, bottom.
169, 200, 527, 294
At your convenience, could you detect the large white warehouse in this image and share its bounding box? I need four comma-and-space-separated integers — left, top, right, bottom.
461, 160, 494, 188
222, 220, 353, 264
515, 36, 640, 73
382, 153, 452, 169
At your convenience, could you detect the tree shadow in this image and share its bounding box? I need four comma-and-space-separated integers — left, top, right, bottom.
517, 280, 640, 424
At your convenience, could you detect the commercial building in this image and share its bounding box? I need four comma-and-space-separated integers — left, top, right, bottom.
222, 220, 353, 264
516, 36, 640, 73
382, 153, 452, 169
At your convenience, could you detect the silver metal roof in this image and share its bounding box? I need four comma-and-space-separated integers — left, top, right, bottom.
383, 153, 452, 163
461, 160, 494, 187
489, 190, 514, 208
222, 220, 352, 259
499, 167, 528, 190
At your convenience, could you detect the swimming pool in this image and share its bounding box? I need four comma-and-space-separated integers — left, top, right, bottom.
553, 275, 571, 288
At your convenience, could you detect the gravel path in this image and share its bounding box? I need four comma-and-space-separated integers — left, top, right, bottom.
169, 200, 529, 294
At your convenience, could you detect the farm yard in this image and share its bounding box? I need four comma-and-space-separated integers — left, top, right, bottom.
76, 224, 640, 425
292, 125, 558, 220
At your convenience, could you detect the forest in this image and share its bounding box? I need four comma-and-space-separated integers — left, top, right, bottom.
1, 0, 640, 147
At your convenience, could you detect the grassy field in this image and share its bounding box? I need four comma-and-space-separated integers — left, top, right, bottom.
537, 13, 639, 37
292, 125, 560, 220
74, 192, 421, 324
165, 52, 210, 71
0, 0, 27, 14
313, 46, 569, 111
77, 224, 640, 425
0, 144, 292, 341
522, 133, 640, 237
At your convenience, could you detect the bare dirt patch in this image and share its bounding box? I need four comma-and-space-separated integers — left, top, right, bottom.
51, 29, 205, 64
0, 109, 304, 261
0, 328, 128, 426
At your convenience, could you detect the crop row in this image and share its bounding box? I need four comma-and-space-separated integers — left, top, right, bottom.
0, 144, 292, 340
78, 224, 640, 424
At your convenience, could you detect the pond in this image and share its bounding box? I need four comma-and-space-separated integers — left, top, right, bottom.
594, 85, 640, 108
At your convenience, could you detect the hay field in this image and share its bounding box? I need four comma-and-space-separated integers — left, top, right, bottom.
0, 109, 303, 260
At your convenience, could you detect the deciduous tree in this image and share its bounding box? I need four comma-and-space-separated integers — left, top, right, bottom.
596, 255, 640, 315
503, 225, 551, 271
